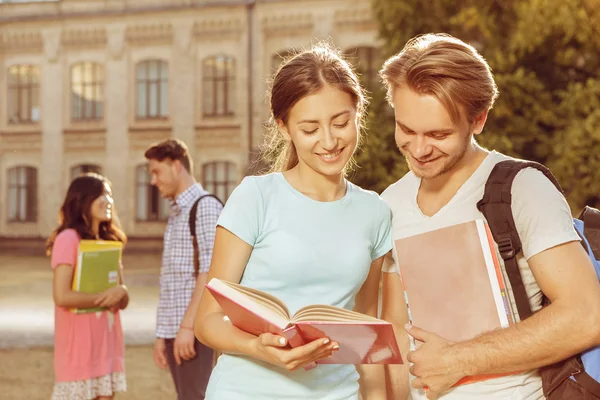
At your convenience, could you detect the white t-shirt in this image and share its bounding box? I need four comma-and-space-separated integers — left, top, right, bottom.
380, 151, 580, 400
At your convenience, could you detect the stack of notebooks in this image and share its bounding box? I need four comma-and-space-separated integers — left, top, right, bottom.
395, 219, 517, 385
71, 240, 123, 314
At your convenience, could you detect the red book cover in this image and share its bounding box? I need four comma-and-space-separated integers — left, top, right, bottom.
206, 278, 403, 365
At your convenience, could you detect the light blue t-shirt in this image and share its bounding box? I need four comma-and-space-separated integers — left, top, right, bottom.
206, 173, 393, 400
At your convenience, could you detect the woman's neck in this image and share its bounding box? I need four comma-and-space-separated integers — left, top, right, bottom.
91, 220, 100, 239
285, 164, 346, 202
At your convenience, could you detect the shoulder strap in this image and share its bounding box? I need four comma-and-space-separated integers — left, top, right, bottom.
189, 194, 224, 278
580, 206, 600, 258
476, 159, 563, 320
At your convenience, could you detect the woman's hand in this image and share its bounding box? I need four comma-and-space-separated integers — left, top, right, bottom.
250, 333, 339, 371
95, 285, 128, 308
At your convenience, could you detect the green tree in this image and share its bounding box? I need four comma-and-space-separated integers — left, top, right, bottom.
352, 0, 600, 211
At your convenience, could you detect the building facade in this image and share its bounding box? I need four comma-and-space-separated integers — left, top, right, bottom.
0, 0, 380, 239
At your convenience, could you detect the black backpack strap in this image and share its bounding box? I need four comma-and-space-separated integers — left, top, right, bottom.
189, 194, 224, 278
476, 159, 563, 320
580, 206, 600, 258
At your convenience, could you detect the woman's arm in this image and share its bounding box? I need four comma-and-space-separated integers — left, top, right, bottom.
381, 255, 411, 400
53, 265, 102, 309
194, 226, 337, 370
355, 256, 387, 400
116, 263, 129, 310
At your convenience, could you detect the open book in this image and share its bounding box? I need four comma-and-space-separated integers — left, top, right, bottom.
71, 240, 123, 314
206, 278, 402, 365
394, 219, 516, 385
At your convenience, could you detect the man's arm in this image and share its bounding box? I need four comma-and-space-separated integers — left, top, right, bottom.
173, 197, 222, 365
456, 241, 600, 373
408, 241, 600, 394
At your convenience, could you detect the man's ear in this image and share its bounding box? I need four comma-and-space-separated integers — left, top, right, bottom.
277, 119, 291, 141
472, 110, 489, 136
172, 159, 183, 175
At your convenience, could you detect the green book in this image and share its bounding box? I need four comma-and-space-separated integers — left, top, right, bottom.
71, 240, 123, 314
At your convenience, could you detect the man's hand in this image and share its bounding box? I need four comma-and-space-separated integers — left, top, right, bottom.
406, 324, 465, 400
153, 338, 168, 369
174, 327, 197, 365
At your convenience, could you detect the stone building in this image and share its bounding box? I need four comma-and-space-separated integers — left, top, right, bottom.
0, 0, 380, 242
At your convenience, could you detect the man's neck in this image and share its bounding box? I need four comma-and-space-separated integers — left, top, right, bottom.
174, 175, 197, 200
420, 145, 488, 194
417, 145, 489, 217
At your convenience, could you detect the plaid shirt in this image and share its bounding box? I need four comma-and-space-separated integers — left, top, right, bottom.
156, 183, 223, 339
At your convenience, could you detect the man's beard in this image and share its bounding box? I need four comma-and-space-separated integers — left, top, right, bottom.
399, 138, 469, 179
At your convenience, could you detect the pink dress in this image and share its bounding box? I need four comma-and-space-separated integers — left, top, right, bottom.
51, 229, 126, 399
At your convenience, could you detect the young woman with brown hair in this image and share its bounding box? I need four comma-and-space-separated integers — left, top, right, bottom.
47, 173, 129, 400
194, 43, 392, 399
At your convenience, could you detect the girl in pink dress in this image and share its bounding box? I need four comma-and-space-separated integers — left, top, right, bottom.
46, 173, 129, 400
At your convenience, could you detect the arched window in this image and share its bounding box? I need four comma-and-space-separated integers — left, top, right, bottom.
7, 65, 40, 124
7, 166, 37, 222
136, 60, 168, 119
202, 161, 236, 202
71, 164, 102, 180
71, 62, 104, 121
202, 55, 236, 117
135, 164, 169, 221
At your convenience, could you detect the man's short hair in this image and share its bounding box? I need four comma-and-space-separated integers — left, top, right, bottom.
144, 138, 193, 173
380, 33, 499, 124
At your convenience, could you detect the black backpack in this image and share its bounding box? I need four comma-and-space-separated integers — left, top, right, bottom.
477, 159, 600, 400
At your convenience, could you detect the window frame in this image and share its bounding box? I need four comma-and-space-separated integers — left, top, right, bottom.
135, 164, 169, 222
7, 64, 40, 125
70, 164, 103, 180
202, 161, 236, 202
202, 55, 236, 117
7, 166, 38, 223
71, 62, 104, 122
135, 60, 169, 120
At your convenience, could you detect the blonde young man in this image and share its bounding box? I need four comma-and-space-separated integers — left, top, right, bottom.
379, 33, 600, 400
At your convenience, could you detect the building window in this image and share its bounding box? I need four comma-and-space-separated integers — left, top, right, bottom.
136, 164, 169, 221
7, 65, 40, 124
71, 164, 102, 180
202, 161, 236, 202
136, 60, 168, 119
71, 62, 104, 121
345, 46, 381, 93
203, 55, 235, 117
7, 166, 37, 222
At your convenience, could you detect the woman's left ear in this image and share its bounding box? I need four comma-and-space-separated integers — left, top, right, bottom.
277, 120, 291, 141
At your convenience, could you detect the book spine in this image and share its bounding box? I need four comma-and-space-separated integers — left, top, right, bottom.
71, 250, 85, 314
478, 221, 511, 327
